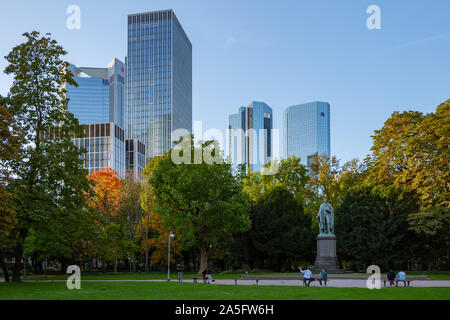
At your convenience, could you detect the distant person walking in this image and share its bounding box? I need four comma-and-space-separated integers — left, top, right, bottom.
387, 269, 396, 287
318, 268, 328, 286
299, 267, 313, 286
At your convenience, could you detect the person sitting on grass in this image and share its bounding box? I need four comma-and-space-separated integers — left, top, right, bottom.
396, 270, 406, 286
299, 267, 313, 286
317, 268, 328, 286
387, 269, 396, 287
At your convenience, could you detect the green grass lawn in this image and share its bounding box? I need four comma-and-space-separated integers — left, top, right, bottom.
0, 282, 449, 300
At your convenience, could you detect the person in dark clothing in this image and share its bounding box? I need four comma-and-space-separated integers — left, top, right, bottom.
205, 269, 214, 284
318, 268, 328, 286
201, 269, 207, 283
387, 270, 396, 286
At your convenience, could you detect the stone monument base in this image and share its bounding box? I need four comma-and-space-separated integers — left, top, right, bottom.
314, 235, 339, 270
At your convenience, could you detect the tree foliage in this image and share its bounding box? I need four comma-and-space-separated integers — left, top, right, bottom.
336, 184, 420, 270
366, 100, 450, 267
248, 187, 314, 271
367, 101, 449, 209
149, 138, 250, 273
87, 168, 122, 220
4, 31, 90, 281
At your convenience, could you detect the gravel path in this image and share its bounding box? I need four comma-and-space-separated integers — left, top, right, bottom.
19, 278, 450, 288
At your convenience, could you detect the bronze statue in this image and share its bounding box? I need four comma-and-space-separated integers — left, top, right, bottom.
316, 196, 334, 235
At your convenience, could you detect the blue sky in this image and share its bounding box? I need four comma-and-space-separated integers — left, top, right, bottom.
0, 0, 449, 162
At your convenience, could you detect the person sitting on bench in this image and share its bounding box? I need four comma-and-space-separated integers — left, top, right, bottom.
205, 269, 214, 284
299, 267, 313, 286
317, 268, 328, 286
396, 270, 407, 286
387, 269, 396, 287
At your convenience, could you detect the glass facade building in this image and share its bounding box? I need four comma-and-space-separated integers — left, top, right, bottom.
283, 101, 330, 166
67, 59, 125, 127
72, 122, 126, 178
125, 139, 146, 181
67, 60, 146, 180
66, 77, 109, 125
228, 101, 273, 173
126, 9, 192, 162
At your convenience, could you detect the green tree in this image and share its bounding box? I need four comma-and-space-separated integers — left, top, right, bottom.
119, 170, 143, 272
148, 138, 250, 273
336, 184, 420, 271
97, 223, 137, 273
249, 187, 314, 271
243, 156, 310, 204
366, 100, 450, 267
309, 154, 366, 208
0, 96, 23, 282
4, 31, 90, 281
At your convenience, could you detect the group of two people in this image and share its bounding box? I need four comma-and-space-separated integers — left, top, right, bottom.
299, 267, 328, 286
386, 269, 407, 286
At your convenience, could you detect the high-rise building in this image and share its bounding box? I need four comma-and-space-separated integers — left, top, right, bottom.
67, 60, 145, 180
72, 122, 126, 178
126, 9, 192, 162
67, 59, 125, 127
125, 139, 146, 181
228, 101, 273, 172
283, 101, 330, 166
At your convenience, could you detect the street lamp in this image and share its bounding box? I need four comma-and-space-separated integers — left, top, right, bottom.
167, 232, 175, 281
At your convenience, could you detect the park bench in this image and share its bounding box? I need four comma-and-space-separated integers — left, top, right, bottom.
235, 276, 328, 286
301, 278, 329, 286
192, 277, 207, 284
383, 279, 412, 287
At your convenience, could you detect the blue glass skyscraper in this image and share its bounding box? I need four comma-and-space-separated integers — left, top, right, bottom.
66, 75, 109, 125
67, 59, 125, 127
66, 59, 129, 178
228, 101, 273, 172
283, 101, 331, 166
126, 9, 192, 162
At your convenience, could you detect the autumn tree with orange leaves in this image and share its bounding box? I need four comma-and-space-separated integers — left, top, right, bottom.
87, 168, 122, 221
87, 168, 136, 272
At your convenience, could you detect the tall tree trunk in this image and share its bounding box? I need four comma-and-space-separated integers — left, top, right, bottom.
0, 247, 10, 282
144, 209, 149, 272
198, 243, 208, 274
12, 243, 24, 282
183, 254, 191, 272
12, 229, 27, 282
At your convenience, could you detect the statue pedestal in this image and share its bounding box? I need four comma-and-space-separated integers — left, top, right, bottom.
315, 235, 339, 270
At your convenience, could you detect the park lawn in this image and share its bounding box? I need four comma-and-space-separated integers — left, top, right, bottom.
407, 271, 450, 281
0, 282, 449, 300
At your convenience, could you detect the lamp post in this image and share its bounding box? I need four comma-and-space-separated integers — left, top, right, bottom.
167, 232, 175, 281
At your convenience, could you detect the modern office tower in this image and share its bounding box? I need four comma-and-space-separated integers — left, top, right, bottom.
283, 101, 330, 166
228, 101, 273, 172
126, 9, 192, 162
72, 122, 125, 178
125, 139, 146, 181
67, 60, 146, 179
67, 59, 125, 127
